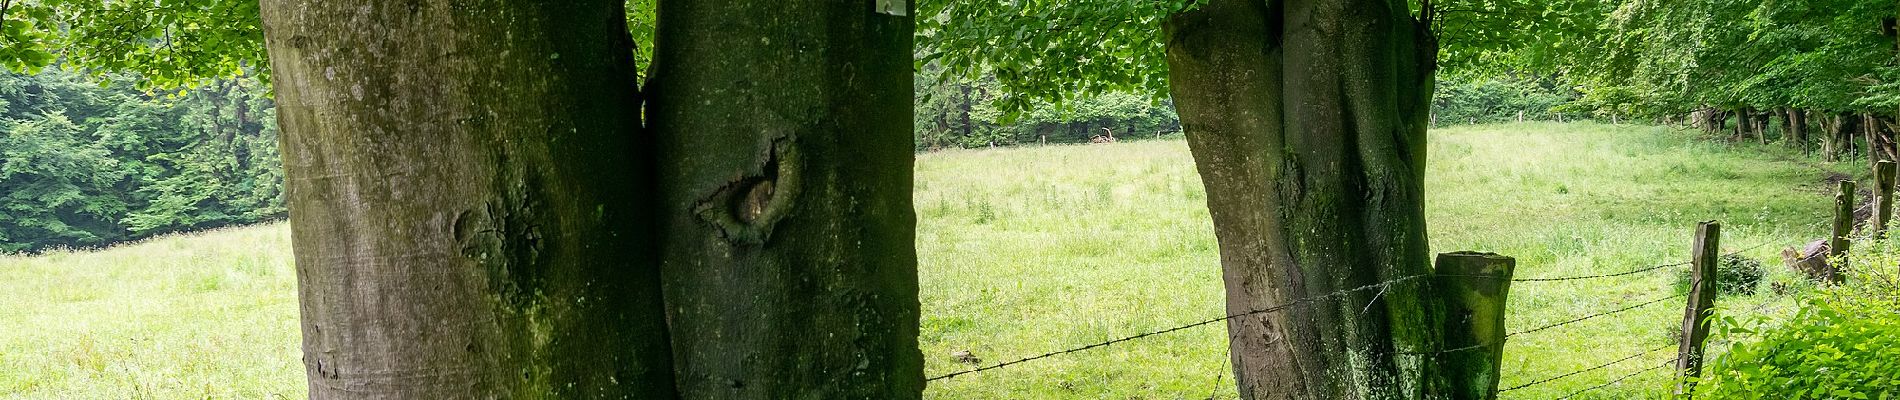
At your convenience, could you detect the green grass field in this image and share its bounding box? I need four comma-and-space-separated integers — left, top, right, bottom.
0, 122, 1847, 399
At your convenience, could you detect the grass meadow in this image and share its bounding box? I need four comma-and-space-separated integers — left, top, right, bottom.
1, 122, 1850, 398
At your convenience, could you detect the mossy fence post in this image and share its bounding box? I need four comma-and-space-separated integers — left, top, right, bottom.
1831, 180, 1855, 284
1675, 221, 1720, 397
1875, 161, 1896, 239
1435, 251, 1515, 400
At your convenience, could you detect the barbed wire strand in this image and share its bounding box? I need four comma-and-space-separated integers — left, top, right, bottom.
928, 240, 1775, 384
1554, 359, 1678, 400
1724, 240, 1774, 256
1498, 342, 1674, 393
927, 275, 1431, 382
1507, 293, 1687, 338
1446, 240, 1771, 283
1206, 346, 1230, 400
1503, 261, 1689, 282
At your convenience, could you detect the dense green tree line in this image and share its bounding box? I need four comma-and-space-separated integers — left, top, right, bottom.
914, 66, 1181, 150
1453, 0, 1900, 161
1433, 73, 1582, 125
0, 69, 281, 253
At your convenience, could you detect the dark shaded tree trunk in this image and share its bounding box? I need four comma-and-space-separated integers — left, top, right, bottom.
645, 1, 922, 398
259, 0, 676, 398
1785, 107, 1805, 152
1754, 110, 1768, 144
1734, 107, 1750, 141
1825, 114, 1838, 161
1163, 0, 1458, 397
959, 83, 975, 139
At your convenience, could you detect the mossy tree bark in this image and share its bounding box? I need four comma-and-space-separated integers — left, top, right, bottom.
260, 0, 676, 398
646, 1, 923, 399
263, 0, 920, 398
1163, 0, 1457, 398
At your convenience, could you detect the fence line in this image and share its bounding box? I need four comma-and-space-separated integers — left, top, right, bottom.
1497, 343, 1675, 393
1501, 261, 1689, 282
1506, 293, 1686, 338
1442, 240, 1769, 283
927, 274, 1432, 382
928, 239, 1783, 394
1554, 359, 1677, 400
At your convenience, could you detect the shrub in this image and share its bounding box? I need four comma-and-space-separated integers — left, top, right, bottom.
1717, 254, 1764, 296
1674, 253, 1765, 296
1698, 239, 1900, 399
1697, 299, 1900, 399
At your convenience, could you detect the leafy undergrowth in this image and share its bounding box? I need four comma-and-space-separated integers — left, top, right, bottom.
0, 122, 1863, 399
1697, 238, 1900, 399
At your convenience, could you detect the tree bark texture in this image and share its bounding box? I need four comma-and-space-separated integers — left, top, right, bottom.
1163, 0, 1451, 398
1827, 114, 1847, 162
646, 1, 922, 399
259, 0, 676, 398
1754, 109, 1768, 144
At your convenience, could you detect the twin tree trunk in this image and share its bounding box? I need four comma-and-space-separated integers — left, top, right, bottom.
1163, 0, 1465, 398
266, 0, 1465, 397
261, 0, 918, 398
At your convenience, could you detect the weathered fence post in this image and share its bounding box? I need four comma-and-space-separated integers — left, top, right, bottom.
1831, 180, 1856, 283
1676, 221, 1721, 397
1876, 161, 1896, 239
1436, 252, 1516, 400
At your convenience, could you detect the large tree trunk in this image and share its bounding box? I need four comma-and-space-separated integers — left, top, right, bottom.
646, 1, 922, 398
1754, 109, 1768, 144
1825, 114, 1839, 161
259, 0, 676, 398
1786, 107, 1806, 152
1163, 0, 1455, 398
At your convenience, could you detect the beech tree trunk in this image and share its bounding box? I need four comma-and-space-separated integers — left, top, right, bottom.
1163, 0, 1458, 398
1734, 107, 1750, 141
1786, 107, 1807, 152
1825, 114, 1843, 162
259, 0, 676, 398
1754, 110, 1768, 144
646, 1, 923, 398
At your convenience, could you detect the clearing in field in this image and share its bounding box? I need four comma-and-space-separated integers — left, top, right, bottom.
0, 122, 1839, 398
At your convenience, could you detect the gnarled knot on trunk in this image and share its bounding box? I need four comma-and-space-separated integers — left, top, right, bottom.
695, 135, 801, 245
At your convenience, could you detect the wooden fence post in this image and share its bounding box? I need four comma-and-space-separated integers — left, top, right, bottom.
1831, 180, 1856, 283
1436, 252, 1516, 400
1676, 221, 1720, 397
1876, 161, 1896, 239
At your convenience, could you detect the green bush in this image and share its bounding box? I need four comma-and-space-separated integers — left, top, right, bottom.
1717, 254, 1765, 296
1698, 240, 1900, 399
1698, 299, 1900, 399
1673, 253, 1766, 296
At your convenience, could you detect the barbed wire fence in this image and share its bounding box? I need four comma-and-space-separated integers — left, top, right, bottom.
925, 231, 1805, 399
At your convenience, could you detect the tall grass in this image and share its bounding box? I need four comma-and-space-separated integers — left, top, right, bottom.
0, 224, 301, 399
917, 122, 1838, 398
0, 122, 1850, 399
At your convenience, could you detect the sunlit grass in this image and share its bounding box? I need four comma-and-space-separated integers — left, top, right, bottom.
0, 122, 1847, 399
0, 224, 302, 399
917, 122, 1835, 399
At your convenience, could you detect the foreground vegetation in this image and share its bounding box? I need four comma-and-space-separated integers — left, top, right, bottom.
0, 122, 1858, 398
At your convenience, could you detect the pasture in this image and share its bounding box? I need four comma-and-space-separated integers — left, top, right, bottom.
0, 122, 1838, 399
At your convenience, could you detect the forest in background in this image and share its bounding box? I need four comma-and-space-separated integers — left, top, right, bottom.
0, 66, 1579, 254
0, 70, 281, 253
